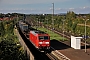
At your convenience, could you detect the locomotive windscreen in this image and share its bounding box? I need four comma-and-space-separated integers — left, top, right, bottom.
39, 36, 49, 40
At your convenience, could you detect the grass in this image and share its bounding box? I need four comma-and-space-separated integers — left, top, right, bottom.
35, 27, 67, 41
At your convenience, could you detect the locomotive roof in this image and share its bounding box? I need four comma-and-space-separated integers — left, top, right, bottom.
30, 30, 46, 35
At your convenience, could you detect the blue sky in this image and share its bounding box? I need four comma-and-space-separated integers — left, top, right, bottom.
0, 0, 90, 14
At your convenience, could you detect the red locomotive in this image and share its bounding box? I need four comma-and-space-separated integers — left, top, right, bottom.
29, 31, 50, 51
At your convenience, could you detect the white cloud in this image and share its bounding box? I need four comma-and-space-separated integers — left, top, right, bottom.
69, 8, 74, 10
83, 7, 86, 9
56, 8, 62, 10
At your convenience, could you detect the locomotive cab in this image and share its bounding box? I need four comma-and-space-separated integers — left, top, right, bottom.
29, 31, 50, 51
38, 35, 50, 50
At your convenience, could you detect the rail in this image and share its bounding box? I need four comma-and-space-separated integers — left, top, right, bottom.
46, 53, 59, 60
51, 47, 70, 60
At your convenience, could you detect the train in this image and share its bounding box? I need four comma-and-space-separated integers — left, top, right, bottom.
18, 20, 50, 52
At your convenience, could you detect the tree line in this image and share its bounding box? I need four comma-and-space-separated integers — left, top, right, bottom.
30, 11, 90, 36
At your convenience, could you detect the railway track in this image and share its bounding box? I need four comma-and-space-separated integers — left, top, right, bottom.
46, 53, 59, 60
43, 46, 71, 60
47, 27, 70, 39
49, 47, 70, 60
40, 49, 71, 60
51, 50, 70, 60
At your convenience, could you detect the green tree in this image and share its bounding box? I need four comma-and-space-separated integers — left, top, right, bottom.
66, 11, 76, 20
0, 38, 27, 60
67, 19, 73, 32
72, 22, 77, 34
0, 22, 5, 37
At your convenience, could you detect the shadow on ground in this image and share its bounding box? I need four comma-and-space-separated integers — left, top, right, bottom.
81, 45, 90, 49
50, 39, 71, 50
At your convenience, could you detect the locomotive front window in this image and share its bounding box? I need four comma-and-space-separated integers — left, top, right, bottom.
39, 36, 48, 40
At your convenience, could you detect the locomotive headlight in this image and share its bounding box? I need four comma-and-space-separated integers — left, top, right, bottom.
39, 42, 42, 44
45, 42, 49, 44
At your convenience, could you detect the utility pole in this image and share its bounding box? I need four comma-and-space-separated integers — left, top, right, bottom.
62, 19, 65, 41
17, 15, 18, 23
52, 3, 54, 29
83, 19, 89, 52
